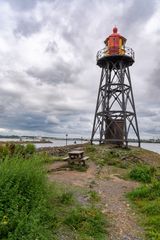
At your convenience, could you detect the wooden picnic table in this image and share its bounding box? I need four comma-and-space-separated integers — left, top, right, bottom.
68, 150, 84, 160
65, 150, 88, 166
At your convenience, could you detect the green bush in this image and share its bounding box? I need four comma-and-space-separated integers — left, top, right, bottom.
128, 181, 160, 200
129, 165, 154, 183
25, 143, 36, 155
128, 181, 160, 239
0, 156, 56, 240
0, 145, 109, 240
128, 185, 151, 199
14, 144, 26, 156
145, 216, 160, 239
0, 145, 9, 162
141, 199, 160, 215
0, 143, 36, 161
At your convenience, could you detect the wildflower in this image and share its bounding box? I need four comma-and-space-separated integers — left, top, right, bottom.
1, 215, 8, 225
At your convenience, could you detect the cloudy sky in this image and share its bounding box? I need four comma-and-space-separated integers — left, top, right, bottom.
0, 0, 159, 139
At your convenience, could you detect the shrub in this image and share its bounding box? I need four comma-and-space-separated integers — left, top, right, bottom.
25, 143, 36, 155
129, 165, 154, 183
0, 147, 109, 240
128, 185, 150, 199
0, 143, 36, 162
128, 181, 160, 200
14, 144, 26, 156
128, 181, 160, 238
0, 145, 9, 162
145, 216, 160, 239
0, 156, 56, 239
141, 199, 160, 215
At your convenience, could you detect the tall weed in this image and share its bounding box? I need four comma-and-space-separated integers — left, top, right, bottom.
129, 165, 155, 183
128, 180, 160, 239
0, 156, 55, 239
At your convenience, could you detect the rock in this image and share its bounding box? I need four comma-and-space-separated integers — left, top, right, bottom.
38, 143, 87, 156
122, 236, 143, 240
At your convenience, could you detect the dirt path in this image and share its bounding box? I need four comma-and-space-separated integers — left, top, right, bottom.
48, 161, 144, 240
48, 161, 97, 187
95, 177, 144, 240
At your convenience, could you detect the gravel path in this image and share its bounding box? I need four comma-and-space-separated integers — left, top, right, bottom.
94, 176, 144, 240
48, 161, 144, 240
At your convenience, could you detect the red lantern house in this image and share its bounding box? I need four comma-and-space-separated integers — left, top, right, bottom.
104, 26, 126, 56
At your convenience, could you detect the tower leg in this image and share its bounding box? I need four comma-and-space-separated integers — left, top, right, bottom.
91, 60, 140, 147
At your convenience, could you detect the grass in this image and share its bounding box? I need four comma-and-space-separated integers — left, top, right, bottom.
128, 181, 160, 239
85, 144, 142, 169
58, 191, 74, 205
86, 144, 160, 239
40, 152, 64, 164
87, 190, 101, 203
0, 143, 108, 240
0, 155, 56, 239
3, 143, 159, 239
68, 163, 88, 172
64, 206, 107, 240
129, 165, 155, 183
127, 155, 160, 239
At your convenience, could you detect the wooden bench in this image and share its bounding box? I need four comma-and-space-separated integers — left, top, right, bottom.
68, 156, 89, 166
80, 156, 89, 166
63, 156, 70, 161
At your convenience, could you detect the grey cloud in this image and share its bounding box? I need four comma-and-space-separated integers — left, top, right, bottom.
146, 61, 160, 102
150, 66, 160, 88
26, 61, 81, 85
0, 104, 6, 114
121, 0, 156, 29
5, 70, 32, 89
2, 0, 38, 11
1, 0, 55, 11
45, 41, 58, 54
79, 117, 90, 122
0, 0, 159, 138
0, 112, 46, 132
145, 127, 160, 135
138, 109, 158, 118
14, 18, 42, 37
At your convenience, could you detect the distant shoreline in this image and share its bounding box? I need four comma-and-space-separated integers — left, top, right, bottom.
0, 140, 53, 144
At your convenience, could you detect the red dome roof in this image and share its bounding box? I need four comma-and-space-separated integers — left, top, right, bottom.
113, 26, 118, 34
104, 26, 127, 45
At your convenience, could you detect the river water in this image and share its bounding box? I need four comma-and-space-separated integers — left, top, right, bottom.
34, 140, 85, 148
36, 140, 160, 154
129, 142, 160, 154
0, 139, 159, 154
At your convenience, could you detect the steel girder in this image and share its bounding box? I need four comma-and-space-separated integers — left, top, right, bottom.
91, 60, 140, 147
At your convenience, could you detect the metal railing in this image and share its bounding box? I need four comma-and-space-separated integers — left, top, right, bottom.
96, 46, 135, 62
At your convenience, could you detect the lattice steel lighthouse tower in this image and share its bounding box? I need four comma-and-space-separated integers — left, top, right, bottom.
91, 27, 140, 147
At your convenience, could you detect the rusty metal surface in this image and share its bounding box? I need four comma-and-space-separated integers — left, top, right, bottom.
97, 46, 135, 62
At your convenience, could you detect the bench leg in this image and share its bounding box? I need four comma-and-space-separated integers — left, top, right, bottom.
81, 160, 85, 166
68, 159, 74, 165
